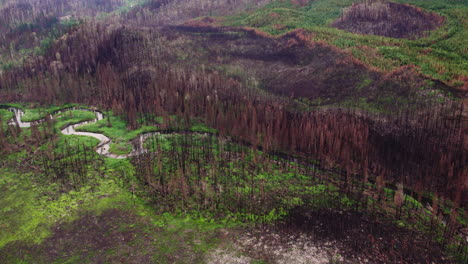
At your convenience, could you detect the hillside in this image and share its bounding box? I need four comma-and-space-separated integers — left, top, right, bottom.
0, 0, 466, 263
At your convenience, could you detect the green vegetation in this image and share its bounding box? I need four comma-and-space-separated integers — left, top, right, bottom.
54, 134, 100, 152
0, 167, 125, 248
224, 0, 354, 31
137, 132, 358, 223
53, 110, 97, 130
0, 109, 13, 129
0, 167, 224, 263
0, 106, 246, 263
76, 113, 159, 151
18, 104, 85, 122
77, 113, 156, 140
189, 121, 218, 134
76, 112, 218, 155
109, 141, 133, 155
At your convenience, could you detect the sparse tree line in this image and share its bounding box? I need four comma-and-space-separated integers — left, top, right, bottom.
129, 132, 466, 261
0, 112, 103, 190
0, 0, 123, 31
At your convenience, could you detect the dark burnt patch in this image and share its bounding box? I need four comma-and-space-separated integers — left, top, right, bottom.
43, 209, 150, 262
0, 209, 155, 263
332, 1, 444, 39
274, 208, 453, 264
95, 29, 149, 71
92, 25, 449, 108
39, 23, 454, 112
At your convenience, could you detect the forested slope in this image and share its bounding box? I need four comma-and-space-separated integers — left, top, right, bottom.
0, 0, 466, 263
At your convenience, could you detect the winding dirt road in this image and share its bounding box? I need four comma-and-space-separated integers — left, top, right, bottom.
7, 107, 161, 159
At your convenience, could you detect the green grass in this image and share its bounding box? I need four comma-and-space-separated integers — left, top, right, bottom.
109, 141, 133, 155
0, 103, 89, 122
0, 168, 126, 248
0, 109, 13, 129
0, 169, 50, 247
75, 113, 160, 157
28, 109, 101, 154
53, 110, 97, 130
77, 113, 159, 142
52, 134, 101, 154
0, 162, 226, 263
77, 112, 218, 155
224, 0, 354, 31
222, 0, 467, 86
21, 104, 85, 122
190, 121, 218, 134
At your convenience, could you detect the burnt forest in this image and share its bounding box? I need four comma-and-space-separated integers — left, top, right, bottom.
0, 0, 466, 263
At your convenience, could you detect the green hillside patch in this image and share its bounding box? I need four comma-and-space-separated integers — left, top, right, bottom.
224, 0, 354, 31
222, 0, 467, 87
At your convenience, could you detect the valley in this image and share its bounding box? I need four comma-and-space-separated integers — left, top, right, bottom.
0, 0, 466, 263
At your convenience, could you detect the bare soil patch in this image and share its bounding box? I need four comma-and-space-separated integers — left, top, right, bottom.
277, 209, 452, 263
207, 210, 454, 264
